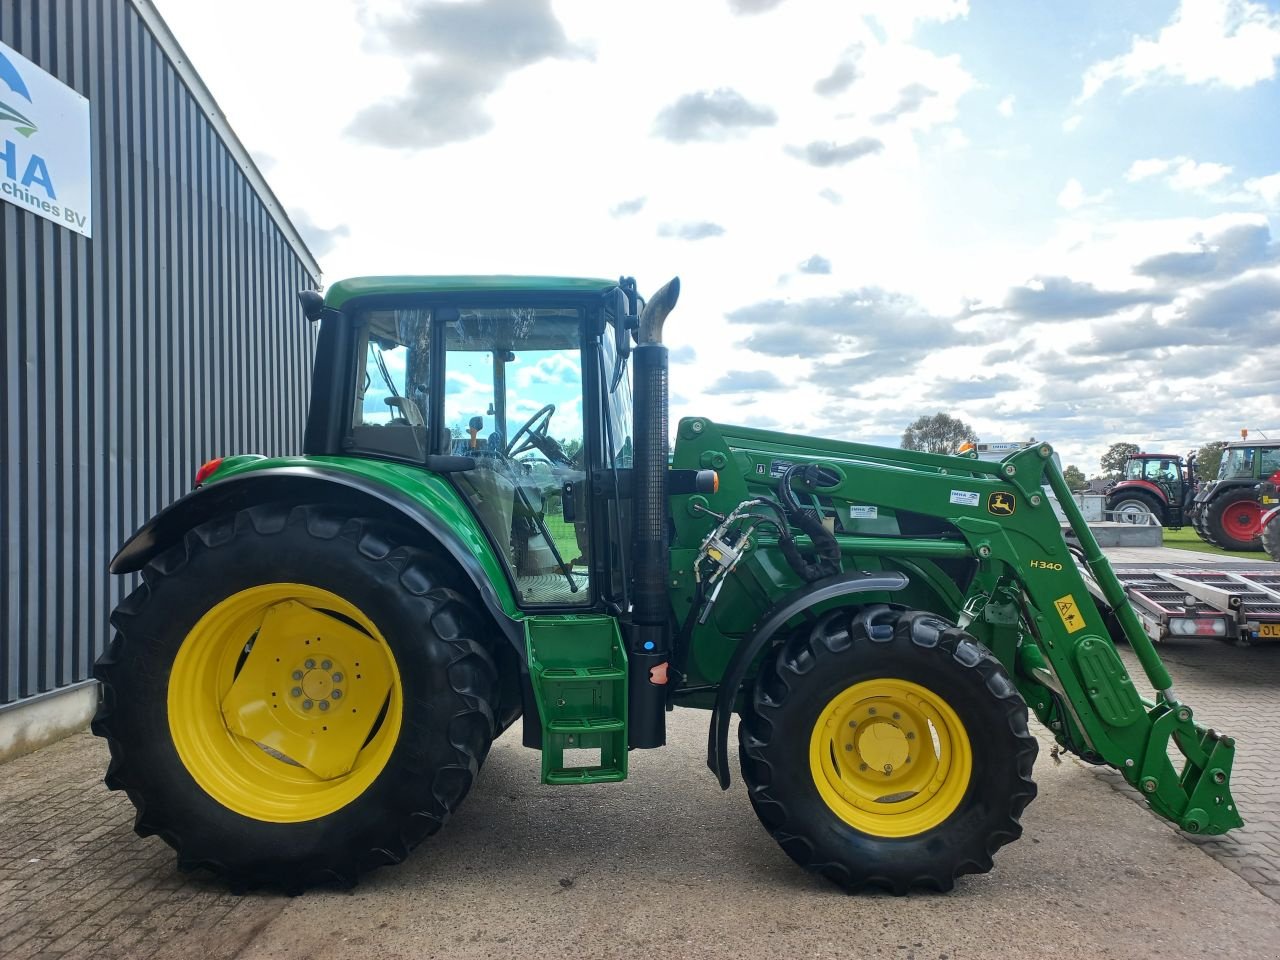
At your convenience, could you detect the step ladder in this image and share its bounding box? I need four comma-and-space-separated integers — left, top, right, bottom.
526, 615, 628, 784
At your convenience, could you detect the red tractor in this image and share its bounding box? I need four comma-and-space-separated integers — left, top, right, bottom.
1105, 452, 1196, 528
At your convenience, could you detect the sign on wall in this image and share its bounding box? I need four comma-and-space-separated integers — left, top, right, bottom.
0, 39, 92, 237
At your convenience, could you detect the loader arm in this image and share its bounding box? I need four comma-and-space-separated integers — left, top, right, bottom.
669, 421, 1241, 836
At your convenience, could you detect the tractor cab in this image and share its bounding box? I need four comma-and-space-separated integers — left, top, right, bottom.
315, 276, 641, 608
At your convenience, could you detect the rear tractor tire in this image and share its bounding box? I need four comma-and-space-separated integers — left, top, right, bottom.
1204, 492, 1265, 552
1107, 491, 1164, 526
93, 504, 498, 892
739, 605, 1037, 894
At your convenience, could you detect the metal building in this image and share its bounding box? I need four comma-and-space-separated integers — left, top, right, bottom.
1, 0, 320, 755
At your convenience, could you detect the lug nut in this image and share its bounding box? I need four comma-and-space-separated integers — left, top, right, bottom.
868, 707, 877, 715
321, 660, 332, 670
290, 687, 302, 698
844, 743, 853, 752
892, 712, 900, 720
332, 689, 343, 700
906, 732, 915, 740
332, 672, 343, 683
303, 700, 314, 710
859, 763, 868, 772
305, 659, 316, 669
319, 700, 330, 711
292, 670, 303, 681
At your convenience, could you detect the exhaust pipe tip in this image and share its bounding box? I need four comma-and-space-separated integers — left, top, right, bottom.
637, 276, 680, 346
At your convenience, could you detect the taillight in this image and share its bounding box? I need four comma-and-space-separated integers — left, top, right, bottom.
193, 457, 224, 487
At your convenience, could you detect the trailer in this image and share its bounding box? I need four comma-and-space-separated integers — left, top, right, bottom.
1078, 552, 1280, 645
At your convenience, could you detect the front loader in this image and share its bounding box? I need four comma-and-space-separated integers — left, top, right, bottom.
93, 275, 1241, 894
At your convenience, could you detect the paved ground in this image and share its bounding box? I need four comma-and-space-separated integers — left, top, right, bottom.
1110, 639, 1280, 903
3, 695, 1279, 960
4, 543, 1278, 959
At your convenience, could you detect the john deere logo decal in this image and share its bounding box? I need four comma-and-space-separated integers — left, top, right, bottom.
987, 492, 1016, 516
0, 49, 38, 137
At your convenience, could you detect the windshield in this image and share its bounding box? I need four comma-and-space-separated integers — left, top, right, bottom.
601, 325, 634, 467
1218, 447, 1256, 480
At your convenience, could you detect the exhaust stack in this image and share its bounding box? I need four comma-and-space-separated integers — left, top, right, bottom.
628, 277, 679, 748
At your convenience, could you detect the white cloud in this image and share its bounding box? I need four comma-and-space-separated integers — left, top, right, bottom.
1126, 158, 1172, 182
1126, 156, 1233, 192
1081, 0, 1280, 99
1168, 158, 1233, 191
1241, 172, 1280, 205
997, 94, 1015, 117
1062, 114, 1083, 132
1057, 178, 1108, 210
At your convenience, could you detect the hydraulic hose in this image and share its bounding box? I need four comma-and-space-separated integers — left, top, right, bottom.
776, 464, 843, 581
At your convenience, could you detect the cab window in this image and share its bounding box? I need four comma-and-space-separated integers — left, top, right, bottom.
350, 307, 431, 461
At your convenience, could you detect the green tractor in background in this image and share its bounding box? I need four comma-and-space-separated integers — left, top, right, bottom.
94, 276, 1242, 894
1190, 435, 1280, 551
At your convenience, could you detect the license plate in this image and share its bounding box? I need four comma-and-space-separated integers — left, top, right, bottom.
1260, 624, 1280, 638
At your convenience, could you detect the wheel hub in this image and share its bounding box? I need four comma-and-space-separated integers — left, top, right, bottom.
293, 657, 344, 710
810, 678, 972, 837
217, 599, 393, 780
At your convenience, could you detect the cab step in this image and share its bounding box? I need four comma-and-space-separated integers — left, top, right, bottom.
526, 614, 628, 785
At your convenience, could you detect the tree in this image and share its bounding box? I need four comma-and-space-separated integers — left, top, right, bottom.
1100, 442, 1139, 479
1062, 464, 1086, 491
901, 413, 977, 454
1195, 440, 1227, 483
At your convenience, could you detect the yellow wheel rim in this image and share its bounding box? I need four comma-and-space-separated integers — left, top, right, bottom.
168, 583, 402, 823
809, 678, 972, 838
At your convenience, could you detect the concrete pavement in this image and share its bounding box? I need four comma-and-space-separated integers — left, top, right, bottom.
5, 706, 1275, 960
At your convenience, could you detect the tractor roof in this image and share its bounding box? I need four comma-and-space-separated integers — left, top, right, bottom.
324, 275, 618, 310
1224, 439, 1280, 449
1131, 452, 1181, 459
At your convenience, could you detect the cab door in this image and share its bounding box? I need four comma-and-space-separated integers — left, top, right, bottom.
441, 304, 594, 607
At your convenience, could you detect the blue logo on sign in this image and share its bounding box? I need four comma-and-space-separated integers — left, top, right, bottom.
0, 48, 38, 137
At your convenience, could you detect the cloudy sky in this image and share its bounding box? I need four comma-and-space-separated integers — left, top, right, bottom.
154, 0, 1280, 475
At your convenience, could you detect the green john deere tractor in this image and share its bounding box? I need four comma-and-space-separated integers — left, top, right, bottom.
1190, 437, 1280, 551
94, 276, 1242, 894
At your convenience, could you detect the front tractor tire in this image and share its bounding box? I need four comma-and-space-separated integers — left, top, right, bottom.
739, 606, 1037, 894
1204, 491, 1265, 552
93, 504, 498, 892
1263, 512, 1280, 563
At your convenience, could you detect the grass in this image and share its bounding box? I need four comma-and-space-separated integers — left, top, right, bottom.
1161, 526, 1274, 561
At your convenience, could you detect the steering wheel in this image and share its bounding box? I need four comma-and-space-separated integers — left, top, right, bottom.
506, 404, 570, 463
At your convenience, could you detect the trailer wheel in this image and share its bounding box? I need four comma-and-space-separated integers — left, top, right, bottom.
739, 605, 1037, 894
93, 504, 497, 892
1107, 491, 1164, 526
1205, 492, 1265, 552
1262, 513, 1280, 563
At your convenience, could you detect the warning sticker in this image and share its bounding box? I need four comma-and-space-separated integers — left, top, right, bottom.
1054, 594, 1086, 634
848, 505, 878, 519
949, 490, 980, 507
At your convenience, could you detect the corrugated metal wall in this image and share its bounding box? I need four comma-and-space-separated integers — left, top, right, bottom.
1, 0, 319, 706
